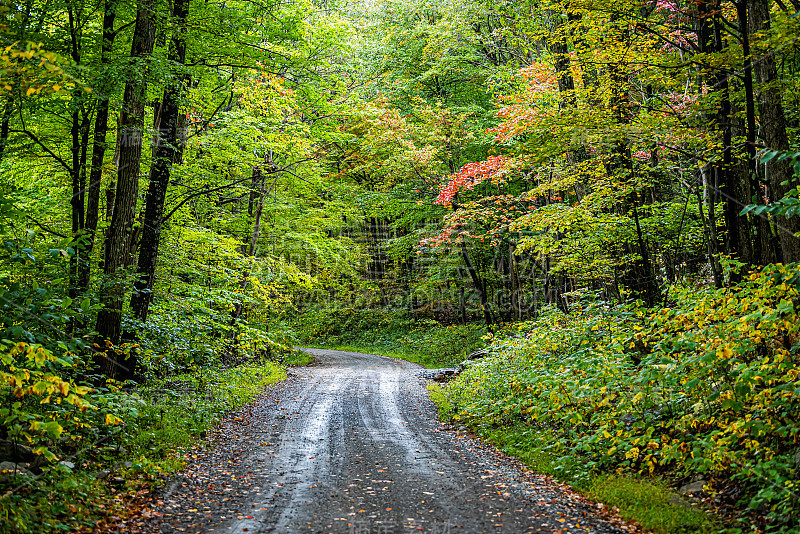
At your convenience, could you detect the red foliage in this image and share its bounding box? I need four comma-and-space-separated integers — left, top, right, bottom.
435, 155, 511, 205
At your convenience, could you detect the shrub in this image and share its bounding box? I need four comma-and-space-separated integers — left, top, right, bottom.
444, 263, 800, 531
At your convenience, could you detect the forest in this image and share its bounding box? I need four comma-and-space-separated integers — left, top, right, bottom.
0, 0, 799, 531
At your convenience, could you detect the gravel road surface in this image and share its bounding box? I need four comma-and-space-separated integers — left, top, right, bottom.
136, 348, 625, 534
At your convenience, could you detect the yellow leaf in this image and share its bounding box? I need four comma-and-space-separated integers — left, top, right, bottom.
104, 413, 122, 425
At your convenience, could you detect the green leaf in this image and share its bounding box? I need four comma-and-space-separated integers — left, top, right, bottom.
760, 150, 778, 164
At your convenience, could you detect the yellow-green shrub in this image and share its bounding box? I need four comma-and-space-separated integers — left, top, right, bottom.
446, 263, 800, 531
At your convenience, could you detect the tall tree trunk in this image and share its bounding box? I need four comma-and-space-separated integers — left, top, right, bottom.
0, 95, 13, 163
80, 0, 119, 291
607, 13, 658, 305
750, 0, 800, 262
69, 97, 86, 300
736, 1, 775, 265
95, 0, 156, 380
731, 113, 757, 263
130, 0, 189, 322
67, 2, 86, 300
699, 164, 723, 287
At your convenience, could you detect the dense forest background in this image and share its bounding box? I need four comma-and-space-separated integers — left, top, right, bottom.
1, 0, 800, 531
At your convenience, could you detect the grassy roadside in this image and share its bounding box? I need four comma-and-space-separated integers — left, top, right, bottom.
427, 383, 719, 534
282, 349, 315, 367
0, 357, 305, 533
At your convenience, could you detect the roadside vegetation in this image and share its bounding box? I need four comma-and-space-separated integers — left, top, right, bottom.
427, 261, 800, 534
0, 346, 287, 532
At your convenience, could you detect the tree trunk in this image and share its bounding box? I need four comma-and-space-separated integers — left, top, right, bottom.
95, 0, 156, 380
749, 0, 800, 262
699, 164, 723, 287
81, 0, 119, 291
0, 95, 13, 164
226, 166, 264, 364
549, 11, 575, 108
130, 0, 189, 322
67, 3, 86, 300
69, 97, 85, 300
736, 1, 775, 265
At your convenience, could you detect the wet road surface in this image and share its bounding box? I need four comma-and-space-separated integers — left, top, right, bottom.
138, 348, 624, 534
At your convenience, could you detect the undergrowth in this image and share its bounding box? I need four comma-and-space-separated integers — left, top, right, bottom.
0, 357, 286, 533
434, 262, 800, 533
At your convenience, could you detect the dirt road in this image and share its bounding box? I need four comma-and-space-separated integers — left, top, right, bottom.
138, 348, 623, 534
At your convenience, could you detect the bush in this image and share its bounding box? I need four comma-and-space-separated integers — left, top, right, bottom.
0, 355, 286, 533
0, 342, 98, 461
444, 263, 800, 531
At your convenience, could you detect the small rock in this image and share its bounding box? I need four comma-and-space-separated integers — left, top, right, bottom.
433, 374, 446, 382
95, 469, 111, 480
0, 440, 37, 463
0, 461, 34, 477
669, 494, 693, 509
112, 476, 125, 484
59, 460, 75, 470
679, 480, 707, 494
113, 461, 133, 471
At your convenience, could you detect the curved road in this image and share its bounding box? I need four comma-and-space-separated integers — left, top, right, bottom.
138, 349, 623, 534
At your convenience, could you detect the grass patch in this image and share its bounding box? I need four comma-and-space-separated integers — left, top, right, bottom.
291, 308, 485, 368
303, 341, 459, 368
135, 360, 286, 452
303, 341, 456, 368
587, 475, 715, 534
476, 425, 563, 480
281, 350, 315, 366
427, 383, 455, 418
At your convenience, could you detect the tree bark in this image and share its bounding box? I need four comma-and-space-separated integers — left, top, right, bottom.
549, 11, 575, 108
226, 166, 264, 364
80, 0, 119, 292
736, 1, 775, 265
460, 241, 493, 330
749, 0, 800, 262
130, 0, 189, 322
95, 0, 156, 380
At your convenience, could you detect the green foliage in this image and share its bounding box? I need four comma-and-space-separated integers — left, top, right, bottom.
131, 361, 285, 456
739, 149, 800, 219
0, 359, 286, 533
442, 263, 800, 531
